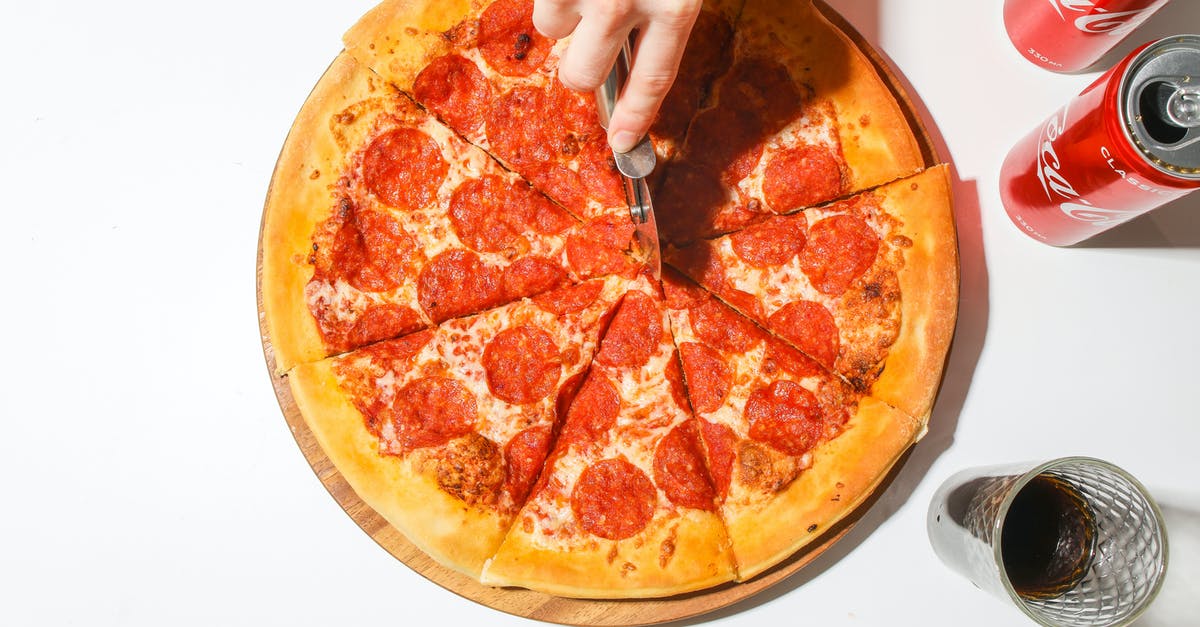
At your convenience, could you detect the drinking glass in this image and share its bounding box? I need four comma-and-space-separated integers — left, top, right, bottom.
927, 457, 1168, 626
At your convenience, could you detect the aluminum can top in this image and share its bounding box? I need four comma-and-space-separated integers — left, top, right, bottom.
1122, 35, 1200, 179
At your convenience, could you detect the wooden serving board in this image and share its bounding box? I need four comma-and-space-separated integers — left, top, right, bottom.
256, 2, 943, 625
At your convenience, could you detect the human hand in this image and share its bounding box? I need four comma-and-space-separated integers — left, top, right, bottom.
533, 0, 703, 153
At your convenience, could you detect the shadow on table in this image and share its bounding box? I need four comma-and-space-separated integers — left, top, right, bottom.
1084, 0, 1200, 75
1072, 193, 1200, 248
667, 6, 991, 624
1132, 495, 1200, 627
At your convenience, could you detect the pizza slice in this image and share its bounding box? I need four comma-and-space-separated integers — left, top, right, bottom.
262, 52, 637, 372
665, 165, 957, 420
343, 0, 744, 221
656, 0, 924, 244
482, 280, 737, 597
661, 270, 923, 580
287, 275, 634, 579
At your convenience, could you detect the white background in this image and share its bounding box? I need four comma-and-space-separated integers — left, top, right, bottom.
2, 0, 1197, 625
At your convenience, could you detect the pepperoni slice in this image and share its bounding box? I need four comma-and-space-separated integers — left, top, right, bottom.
685, 105, 764, 184
486, 86, 555, 169
653, 421, 717, 511
678, 342, 731, 414
762, 336, 824, 379
655, 162, 731, 245
762, 145, 845, 213
558, 372, 620, 448
722, 56, 804, 128
483, 325, 562, 405
577, 137, 626, 208
595, 291, 663, 369
504, 425, 552, 502
389, 376, 478, 453
767, 301, 839, 370
548, 78, 603, 135
664, 350, 690, 411
730, 213, 808, 268
566, 215, 637, 279
362, 128, 448, 211
363, 328, 435, 373
698, 419, 735, 500
413, 54, 491, 133
718, 287, 766, 320
417, 249, 505, 322
322, 200, 418, 292
661, 268, 709, 310
478, 0, 552, 77
532, 279, 604, 315
800, 214, 880, 296
745, 380, 824, 456
502, 256, 568, 301
448, 175, 532, 255
571, 458, 657, 540
344, 304, 424, 351
667, 242, 727, 293
690, 297, 761, 354
652, 9, 734, 140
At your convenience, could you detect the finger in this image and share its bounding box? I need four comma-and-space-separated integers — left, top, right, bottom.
532, 0, 581, 40
555, 12, 634, 93
606, 18, 696, 152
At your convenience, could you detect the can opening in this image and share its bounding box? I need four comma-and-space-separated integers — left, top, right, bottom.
1138, 81, 1191, 145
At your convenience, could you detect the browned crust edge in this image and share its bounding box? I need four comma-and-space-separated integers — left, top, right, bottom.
726, 396, 922, 580
342, 0, 471, 92
261, 52, 362, 374
482, 508, 737, 599
738, 0, 924, 192
288, 358, 512, 578
869, 164, 959, 427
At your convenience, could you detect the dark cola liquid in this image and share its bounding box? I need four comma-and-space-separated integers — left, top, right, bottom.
1000, 475, 1097, 599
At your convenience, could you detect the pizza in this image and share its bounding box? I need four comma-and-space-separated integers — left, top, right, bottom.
260, 0, 958, 601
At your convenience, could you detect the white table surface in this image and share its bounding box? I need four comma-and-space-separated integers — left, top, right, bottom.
2, 1, 1197, 625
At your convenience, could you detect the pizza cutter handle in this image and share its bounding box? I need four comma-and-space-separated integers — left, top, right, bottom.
594, 38, 632, 132
594, 34, 657, 179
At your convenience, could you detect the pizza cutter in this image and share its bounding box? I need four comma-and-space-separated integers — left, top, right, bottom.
594, 34, 662, 279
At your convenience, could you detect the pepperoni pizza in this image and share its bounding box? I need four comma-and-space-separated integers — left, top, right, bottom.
260, 0, 958, 601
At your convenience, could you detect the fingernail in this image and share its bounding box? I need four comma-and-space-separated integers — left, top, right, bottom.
610, 130, 639, 154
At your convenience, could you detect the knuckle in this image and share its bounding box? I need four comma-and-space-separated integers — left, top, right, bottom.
593, 0, 633, 23
656, 0, 702, 25
634, 72, 677, 99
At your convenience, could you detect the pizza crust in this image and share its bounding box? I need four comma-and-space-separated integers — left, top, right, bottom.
342, 0, 471, 91
289, 358, 512, 578
724, 395, 922, 580
483, 507, 736, 598
738, 0, 924, 192
869, 165, 958, 426
262, 52, 418, 373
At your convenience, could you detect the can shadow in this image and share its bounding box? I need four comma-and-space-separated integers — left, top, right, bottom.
1071, 193, 1200, 248
664, 4, 991, 622
1130, 494, 1200, 626
1082, 1, 1200, 75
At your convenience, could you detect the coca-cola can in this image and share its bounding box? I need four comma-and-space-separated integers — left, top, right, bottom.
1000, 35, 1200, 246
1004, 0, 1170, 72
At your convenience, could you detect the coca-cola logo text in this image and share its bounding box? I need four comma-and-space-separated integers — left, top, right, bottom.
1036, 104, 1082, 201
1034, 105, 1126, 225
1045, 0, 1159, 36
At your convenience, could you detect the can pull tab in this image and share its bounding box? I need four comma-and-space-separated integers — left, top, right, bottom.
1165, 86, 1200, 128
1136, 76, 1200, 150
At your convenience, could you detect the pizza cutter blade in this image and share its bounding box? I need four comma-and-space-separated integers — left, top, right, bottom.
594, 34, 662, 279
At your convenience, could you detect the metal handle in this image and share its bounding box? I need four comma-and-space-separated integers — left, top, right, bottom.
593, 34, 657, 179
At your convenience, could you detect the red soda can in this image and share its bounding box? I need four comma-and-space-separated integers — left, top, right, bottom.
1000, 35, 1200, 246
1004, 0, 1170, 72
